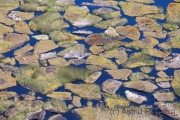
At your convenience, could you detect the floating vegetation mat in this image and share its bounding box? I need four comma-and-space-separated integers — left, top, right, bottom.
0, 0, 180, 120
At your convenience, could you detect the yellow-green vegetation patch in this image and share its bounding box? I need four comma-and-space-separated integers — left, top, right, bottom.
168, 29, 180, 48
14, 21, 33, 34
145, 13, 165, 20
48, 57, 70, 66
0, 71, 16, 90
105, 69, 132, 80
171, 70, 180, 96
0, 99, 15, 114
0, 0, 19, 11
20, 3, 45, 12
94, 10, 120, 20
122, 52, 154, 68
14, 65, 62, 94
94, 18, 127, 29
65, 83, 101, 100
0, 12, 15, 25
44, 99, 68, 113
103, 41, 127, 51
124, 80, 158, 93
29, 12, 69, 34
116, 25, 140, 40
99, 49, 127, 60
0, 91, 17, 100
0, 23, 14, 35
163, 23, 179, 31
104, 94, 129, 108
167, 3, 180, 24
86, 55, 118, 69
119, 1, 162, 17
14, 65, 93, 94
1, 57, 16, 66
125, 37, 159, 50
50, 31, 84, 41
142, 48, 169, 58
64, 6, 89, 23
140, 66, 153, 73
47, 92, 72, 100
34, 40, 58, 54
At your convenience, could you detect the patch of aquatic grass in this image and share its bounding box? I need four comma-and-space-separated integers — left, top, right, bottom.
122, 52, 154, 68
45, 98, 68, 113
103, 41, 126, 51
20, 4, 40, 12
163, 23, 179, 31
56, 66, 93, 84
0, 99, 14, 114
29, 12, 68, 34
104, 93, 130, 109
0, 0, 19, 11
13, 65, 93, 94
21, 0, 71, 12
14, 65, 59, 93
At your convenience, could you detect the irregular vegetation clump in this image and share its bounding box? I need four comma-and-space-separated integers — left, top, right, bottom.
13, 66, 93, 94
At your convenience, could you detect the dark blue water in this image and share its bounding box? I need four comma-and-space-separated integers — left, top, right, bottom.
1, 0, 180, 120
